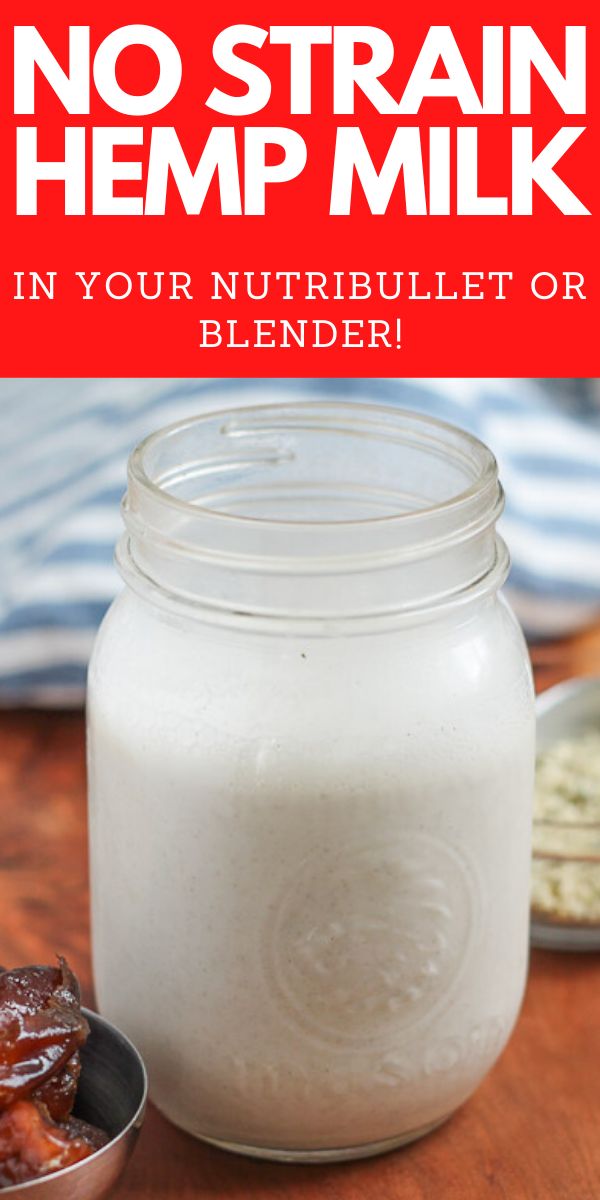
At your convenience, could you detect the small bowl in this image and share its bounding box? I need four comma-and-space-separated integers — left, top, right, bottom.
532, 676, 600, 951
2, 1009, 147, 1198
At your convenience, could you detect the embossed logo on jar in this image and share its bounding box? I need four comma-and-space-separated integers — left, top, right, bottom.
264, 834, 479, 1045
226, 1013, 511, 1102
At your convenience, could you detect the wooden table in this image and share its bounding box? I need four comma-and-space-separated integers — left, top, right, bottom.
1, 627, 600, 1200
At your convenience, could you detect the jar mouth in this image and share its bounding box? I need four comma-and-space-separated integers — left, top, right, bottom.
129, 401, 498, 531
121, 401, 506, 624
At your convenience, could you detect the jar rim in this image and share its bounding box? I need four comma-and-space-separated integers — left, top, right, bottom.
128, 400, 498, 530
121, 401, 505, 626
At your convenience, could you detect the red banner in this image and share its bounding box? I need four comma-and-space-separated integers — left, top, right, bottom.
0, 2, 598, 376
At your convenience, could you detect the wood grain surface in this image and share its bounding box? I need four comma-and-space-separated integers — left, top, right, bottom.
0, 630, 599, 1199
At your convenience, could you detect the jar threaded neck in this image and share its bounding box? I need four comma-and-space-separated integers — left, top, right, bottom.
119, 402, 506, 627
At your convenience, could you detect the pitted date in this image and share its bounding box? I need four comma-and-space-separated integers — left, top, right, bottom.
0, 960, 108, 1186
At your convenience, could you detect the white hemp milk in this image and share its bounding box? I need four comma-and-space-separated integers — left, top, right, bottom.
88, 588, 534, 1154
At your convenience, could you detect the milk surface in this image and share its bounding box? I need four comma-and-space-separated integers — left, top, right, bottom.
88, 589, 534, 1153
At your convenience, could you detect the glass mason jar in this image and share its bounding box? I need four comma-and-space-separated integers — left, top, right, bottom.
87, 402, 535, 1163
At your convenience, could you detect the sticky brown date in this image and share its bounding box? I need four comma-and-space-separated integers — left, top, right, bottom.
0, 1100, 106, 1187
0, 960, 108, 1186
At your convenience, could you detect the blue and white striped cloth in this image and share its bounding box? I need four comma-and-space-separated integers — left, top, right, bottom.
1, 377, 600, 707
